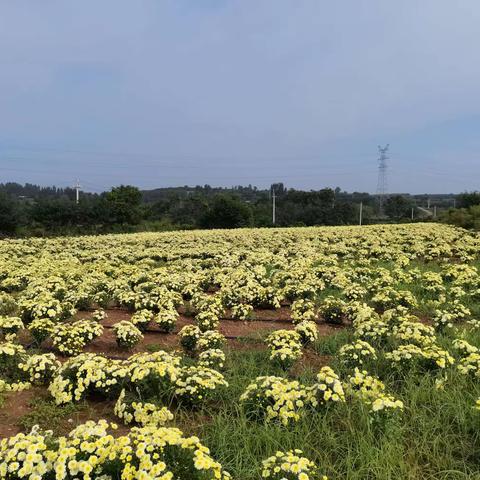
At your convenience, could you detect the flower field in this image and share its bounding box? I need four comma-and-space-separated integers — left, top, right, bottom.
1, 223, 480, 479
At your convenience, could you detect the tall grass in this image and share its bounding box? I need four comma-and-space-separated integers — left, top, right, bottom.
188, 331, 480, 480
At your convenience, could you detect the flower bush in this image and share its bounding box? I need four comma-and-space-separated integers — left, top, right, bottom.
49, 353, 130, 404
52, 319, 103, 356
339, 340, 377, 368
354, 318, 390, 346
179, 324, 202, 353
230, 303, 254, 320
0, 420, 232, 480
452, 338, 478, 356
318, 296, 346, 325
294, 320, 318, 346
240, 376, 311, 425
130, 309, 153, 331
196, 310, 220, 331
346, 368, 403, 419
290, 299, 317, 324
19, 291, 74, 323
371, 288, 417, 311
308, 366, 345, 407
386, 344, 455, 370
18, 353, 60, 385
114, 388, 173, 426
197, 330, 226, 352
198, 348, 226, 370
0, 342, 31, 393
113, 320, 143, 349
0, 292, 17, 316
391, 321, 436, 347
92, 308, 107, 322
261, 450, 323, 480
266, 329, 303, 369
49, 350, 181, 405
0, 316, 24, 340
174, 365, 228, 404
155, 307, 178, 333
458, 352, 480, 377
28, 318, 55, 345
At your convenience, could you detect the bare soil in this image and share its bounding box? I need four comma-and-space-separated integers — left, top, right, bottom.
0, 387, 43, 438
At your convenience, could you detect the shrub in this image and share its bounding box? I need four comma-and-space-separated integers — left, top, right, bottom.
339, 340, 377, 368
174, 366, 228, 404
307, 366, 345, 407
318, 297, 346, 325
114, 388, 173, 426
198, 348, 226, 370
179, 325, 202, 354
0, 316, 24, 340
240, 376, 311, 425
261, 450, 321, 480
28, 318, 55, 345
155, 308, 178, 333
294, 320, 318, 346
18, 353, 60, 385
113, 320, 143, 349
266, 329, 303, 369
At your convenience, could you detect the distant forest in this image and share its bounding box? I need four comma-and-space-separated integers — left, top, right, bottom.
0, 181, 473, 236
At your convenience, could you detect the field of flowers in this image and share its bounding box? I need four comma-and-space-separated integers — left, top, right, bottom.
1, 223, 480, 479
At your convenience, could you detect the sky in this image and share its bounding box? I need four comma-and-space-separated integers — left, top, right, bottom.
1, 0, 480, 194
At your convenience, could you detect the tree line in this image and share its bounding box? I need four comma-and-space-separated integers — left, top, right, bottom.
441, 191, 480, 229
0, 181, 451, 237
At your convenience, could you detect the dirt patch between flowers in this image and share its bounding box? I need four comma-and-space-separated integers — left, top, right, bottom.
0, 387, 43, 438
73, 308, 344, 358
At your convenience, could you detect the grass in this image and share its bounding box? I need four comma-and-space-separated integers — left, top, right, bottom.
176, 328, 480, 480
312, 329, 354, 355
19, 398, 85, 435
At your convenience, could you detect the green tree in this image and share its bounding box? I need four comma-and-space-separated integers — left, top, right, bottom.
0, 192, 18, 234
104, 185, 143, 224
385, 195, 414, 220
200, 194, 252, 229
457, 191, 480, 208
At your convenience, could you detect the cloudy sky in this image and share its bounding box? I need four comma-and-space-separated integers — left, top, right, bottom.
1, 1, 479, 193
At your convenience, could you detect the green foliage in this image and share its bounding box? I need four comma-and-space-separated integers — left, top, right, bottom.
458, 191, 480, 208
200, 194, 253, 229
384, 195, 415, 220
0, 192, 19, 234
443, 205, 480, 230
0, 181, 459, 236
19, 398, 83, 435
104, 185, 143, 224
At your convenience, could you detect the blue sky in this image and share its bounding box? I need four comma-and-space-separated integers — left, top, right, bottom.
0, 0, 479, 193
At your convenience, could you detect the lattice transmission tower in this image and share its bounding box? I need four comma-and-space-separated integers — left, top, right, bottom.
376, 144, 389, 213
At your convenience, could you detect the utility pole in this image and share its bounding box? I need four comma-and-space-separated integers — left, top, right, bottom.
411, 207, 414, 220
73, 179, 82, 205
272, 189, 276, 225
359, 202, 363, 226
453, 198, 456, 208
433, 205, 437, 218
